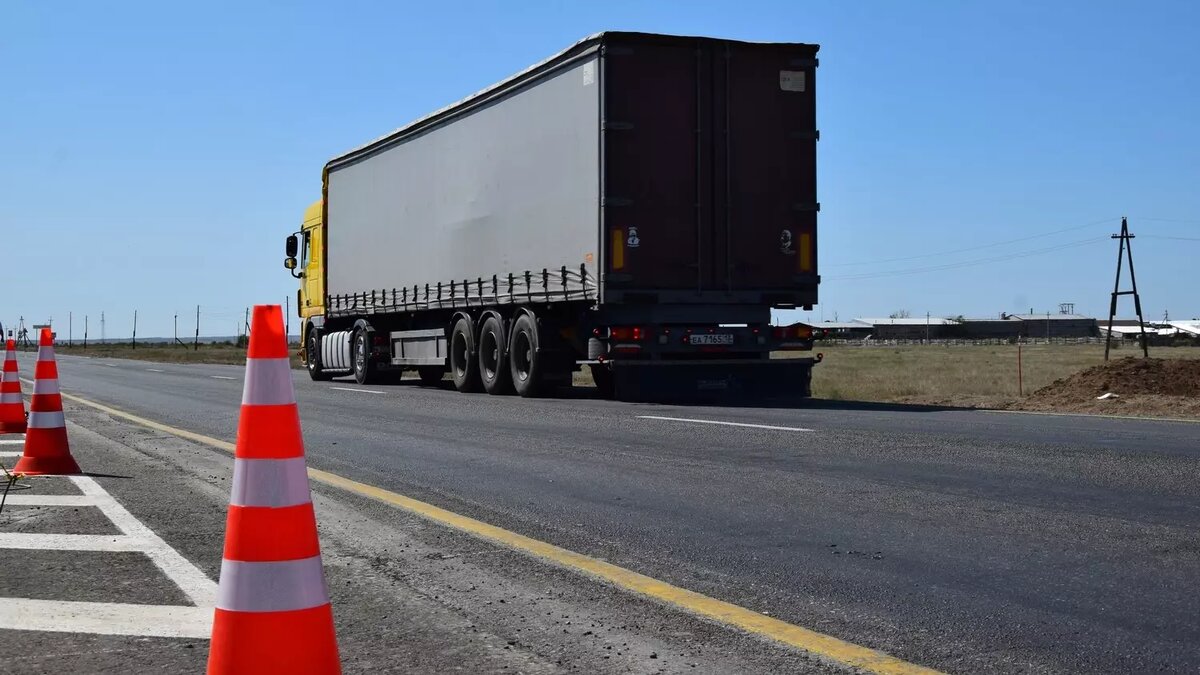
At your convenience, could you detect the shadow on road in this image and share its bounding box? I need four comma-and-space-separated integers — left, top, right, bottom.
331, 376, 977, 413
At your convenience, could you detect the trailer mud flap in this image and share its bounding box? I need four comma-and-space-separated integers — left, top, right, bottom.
611, 359, 813, 404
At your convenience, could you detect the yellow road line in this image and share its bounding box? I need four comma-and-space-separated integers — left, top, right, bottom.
55, 387, 939, 675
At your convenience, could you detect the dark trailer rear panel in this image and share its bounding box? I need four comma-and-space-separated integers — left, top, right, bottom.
601, 33, 819, 309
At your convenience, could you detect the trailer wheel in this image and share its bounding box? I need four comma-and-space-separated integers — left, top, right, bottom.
478, 315, 514, 395
509, 314, 542, 398
417, 366, 445, 386
450, 318, 482, 393
306, 331, 333, 381
352, 329, 376, 385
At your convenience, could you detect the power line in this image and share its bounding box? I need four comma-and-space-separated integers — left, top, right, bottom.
1141, 235, 1200, 242
827, 236, 1109, 281
825, 216, 1119, 268
1135, 217, 1200, 225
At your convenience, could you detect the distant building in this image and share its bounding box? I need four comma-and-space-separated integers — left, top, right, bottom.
959, 318, 1022, 339
813, 321, 872, 340
1165, 321, 1200, 338
1011, 314, 1097, 338
854, 317, 959, 340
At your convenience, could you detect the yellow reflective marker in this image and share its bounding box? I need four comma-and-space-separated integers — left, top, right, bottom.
611, 228, 625, 270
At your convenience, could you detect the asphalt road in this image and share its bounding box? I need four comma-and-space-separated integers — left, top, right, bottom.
17, 352, 1200, 673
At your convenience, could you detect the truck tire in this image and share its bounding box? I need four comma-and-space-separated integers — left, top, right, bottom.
509, 313, 542, 398
450, 318, 482, 393
306, 331, 333, 381
352, 329, 376, 385
589, 364, 615, 399
417, 366, 444, 386
478, 315, 513, 395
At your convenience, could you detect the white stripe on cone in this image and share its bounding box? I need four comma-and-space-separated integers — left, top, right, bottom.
1, 372, 19, 383
0, 393, 21, 404
27, 411, 66, 429
216, 556, 330, 612
241, 358, 296, 406
32, 379, 60, 395
37, 347, 56, 361
230, 458, 312, 508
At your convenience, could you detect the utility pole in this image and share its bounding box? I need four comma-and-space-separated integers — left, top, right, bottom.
194, 305, 201, 351
1046, 312, 1050, 342
1104, 217, 1149, 360
285, 295, 290, 344
101, 312, 106, 343
69, 312, 73, 347
244, 307, 250, 339
132, 310, 138, 350
925, 312, 930, 344
84, 315, 88, 349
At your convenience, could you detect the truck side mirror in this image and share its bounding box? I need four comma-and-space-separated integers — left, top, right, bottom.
285, 234, 299, 258
284, 257, 298, 270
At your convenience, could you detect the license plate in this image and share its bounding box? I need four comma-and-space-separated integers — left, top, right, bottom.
689, 334, 734, 345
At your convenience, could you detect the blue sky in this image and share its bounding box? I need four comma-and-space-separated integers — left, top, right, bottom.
3, 0, 1197, 338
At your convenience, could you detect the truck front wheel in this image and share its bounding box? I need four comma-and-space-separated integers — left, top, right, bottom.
450, 318, 482, 393
306, 331, 333, 381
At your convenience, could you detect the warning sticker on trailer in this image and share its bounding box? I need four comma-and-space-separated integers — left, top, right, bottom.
779, 70, 806, 92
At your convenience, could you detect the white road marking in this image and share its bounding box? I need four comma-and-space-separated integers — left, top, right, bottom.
0, 599, 212, 639
0, 475, 218, 639
636, 415, 813, 433
72, 476, 217, 606
0, 438, 25, 445
331, 386, 385, 394
209, 375, 236, 380
0, 533, 144, 551
146, 368, 165, 373
104, 363, 118, 368
0, 451, 21, 457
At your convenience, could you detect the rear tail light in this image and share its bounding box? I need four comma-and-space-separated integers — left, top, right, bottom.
610, 326, 644, 341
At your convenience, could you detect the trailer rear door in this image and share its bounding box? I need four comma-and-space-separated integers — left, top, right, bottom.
601, 35, 818, 304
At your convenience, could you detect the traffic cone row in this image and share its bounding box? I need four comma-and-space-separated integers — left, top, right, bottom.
13, 329, 81, 475
208, 305, 340, 674
5, 311, 339, 671
0, 340, 26, 434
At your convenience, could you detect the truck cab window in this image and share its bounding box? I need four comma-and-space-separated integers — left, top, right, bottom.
300, 231, 312, 268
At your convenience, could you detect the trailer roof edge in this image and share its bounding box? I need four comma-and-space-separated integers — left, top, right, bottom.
324, 31, 819, 173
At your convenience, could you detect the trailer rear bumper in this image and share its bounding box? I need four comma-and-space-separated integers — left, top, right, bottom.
610, 358, 813, 404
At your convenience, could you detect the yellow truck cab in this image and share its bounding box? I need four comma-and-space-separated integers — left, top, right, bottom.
287, 199, 325, 365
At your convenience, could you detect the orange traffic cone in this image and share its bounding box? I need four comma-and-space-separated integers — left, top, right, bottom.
14, 329, 80, 475
208, 305, 340, 674
0, 340, 26, 434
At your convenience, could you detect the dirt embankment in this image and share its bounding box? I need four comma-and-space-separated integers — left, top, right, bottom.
1012, 357, 1200, 418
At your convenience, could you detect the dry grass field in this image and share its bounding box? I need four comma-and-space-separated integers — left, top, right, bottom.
806, 343, 1200, 408
51, 342, 304, 369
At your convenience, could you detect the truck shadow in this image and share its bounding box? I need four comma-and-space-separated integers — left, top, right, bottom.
345, 378, 976, 414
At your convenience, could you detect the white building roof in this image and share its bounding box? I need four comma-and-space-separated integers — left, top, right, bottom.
1011, 314, 1094, 321
855, 317, 959, 326
1167, 321, 1200, 336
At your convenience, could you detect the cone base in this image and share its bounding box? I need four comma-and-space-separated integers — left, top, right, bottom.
13, 454, 82, 476
208, 604, 340, 674
0, 420, 27, 434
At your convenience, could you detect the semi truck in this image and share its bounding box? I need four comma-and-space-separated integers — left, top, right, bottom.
284, 31, 820, 401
